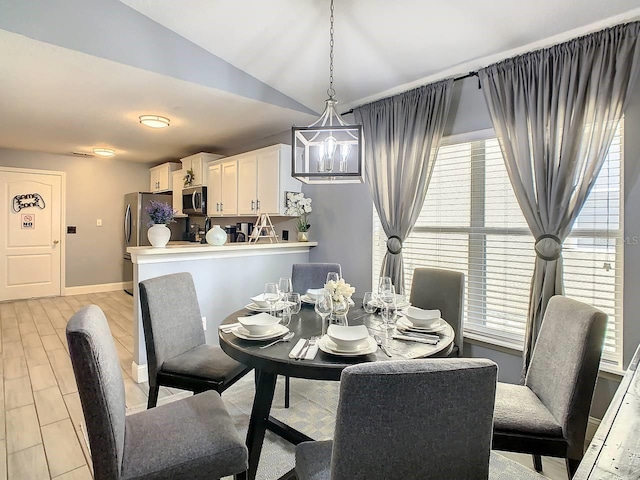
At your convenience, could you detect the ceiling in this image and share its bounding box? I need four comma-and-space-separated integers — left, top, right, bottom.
1, 0, 639, 164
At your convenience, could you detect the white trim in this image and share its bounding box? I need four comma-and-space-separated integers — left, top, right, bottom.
132, 361, 148, 383
64, 282, 128, 296
586, 416, 602, 444
441, 128, 496, 146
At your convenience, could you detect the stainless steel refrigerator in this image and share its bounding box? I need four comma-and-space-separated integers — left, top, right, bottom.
123, 192, 185, 294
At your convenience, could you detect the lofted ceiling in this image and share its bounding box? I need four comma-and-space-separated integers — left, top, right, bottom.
0, 0, 639, 164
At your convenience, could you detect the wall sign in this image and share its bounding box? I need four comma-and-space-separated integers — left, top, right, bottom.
12, 193, 46, 213
21, 214, 35, 229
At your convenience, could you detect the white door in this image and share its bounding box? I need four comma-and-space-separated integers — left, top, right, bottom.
257, 149, 280, 214
0, 168, 64, 301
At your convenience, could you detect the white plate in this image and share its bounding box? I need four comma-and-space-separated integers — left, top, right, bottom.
372, 299, 411, 310
244, 302, 289, 313
231, 324, 289, 341
318, 335, 377, 356
301, 295, 316, 305
397, 317, 447, 333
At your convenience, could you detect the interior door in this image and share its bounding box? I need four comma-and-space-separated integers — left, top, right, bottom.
0, 168, 63, 301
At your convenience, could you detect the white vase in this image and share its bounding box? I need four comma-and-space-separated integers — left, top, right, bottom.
148, 224, 170, 248
206, 224, 227, 245
297, 231, 309, 242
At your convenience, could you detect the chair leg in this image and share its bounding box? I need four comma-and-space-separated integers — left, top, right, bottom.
147, 385, 160, 409
234, 471, 248, 480
532, 454, 543, 472
284, 375, 290, 408
566, 457, 580, 478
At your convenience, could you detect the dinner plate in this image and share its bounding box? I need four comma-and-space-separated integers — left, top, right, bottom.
231, 324, 289, 341
397, 317, 447, 333
244, 302, 289, 313
371, 299, 411, 310
318, 335, 377, 356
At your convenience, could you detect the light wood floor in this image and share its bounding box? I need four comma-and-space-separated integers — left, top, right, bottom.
0, 290, 568, 480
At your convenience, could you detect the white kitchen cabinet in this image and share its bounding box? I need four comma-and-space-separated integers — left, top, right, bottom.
181, 152, 224, 187
172, 170, 187, 217
207, 159, 237, 216
236, 144, 300, 216
149, 163, 180, 192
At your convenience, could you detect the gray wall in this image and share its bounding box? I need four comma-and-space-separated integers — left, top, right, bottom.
0, 149, 149, 287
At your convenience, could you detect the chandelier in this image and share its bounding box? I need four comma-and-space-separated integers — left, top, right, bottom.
291, 0, 364, 184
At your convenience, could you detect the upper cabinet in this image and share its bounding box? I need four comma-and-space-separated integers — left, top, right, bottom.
180, 152, 224, 188
236, 144, 301, 216
149, 163, 181, 192
207, 159, 238, 216
171, 170, 187, 217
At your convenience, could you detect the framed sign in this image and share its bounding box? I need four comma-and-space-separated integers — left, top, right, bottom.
21, 214, 35, 229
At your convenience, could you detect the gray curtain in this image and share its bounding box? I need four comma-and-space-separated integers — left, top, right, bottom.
353, 80, 453, 292
478, 22, 640, 376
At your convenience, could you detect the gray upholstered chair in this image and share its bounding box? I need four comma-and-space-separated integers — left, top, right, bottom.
492, 295, 607, 478
410, 267, 465, 356
66, 304, 248, 480
139, 272, 251, 408
295, 358, 546, 480
292, 263, 342, 295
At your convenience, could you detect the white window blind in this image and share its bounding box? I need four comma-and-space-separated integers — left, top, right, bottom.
373, 125, 623, 368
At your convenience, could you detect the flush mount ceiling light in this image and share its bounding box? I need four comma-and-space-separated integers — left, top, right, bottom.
139, 115, 170, 128
92, 148, 116, 157
291, 0, 363, 184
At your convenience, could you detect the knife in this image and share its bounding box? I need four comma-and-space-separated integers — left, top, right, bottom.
295, 338, 310, 360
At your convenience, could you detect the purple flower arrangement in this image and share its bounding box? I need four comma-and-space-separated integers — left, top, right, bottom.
145, 201, 176, 226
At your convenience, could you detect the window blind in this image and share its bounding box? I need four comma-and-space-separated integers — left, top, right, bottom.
372, 125, 623, 368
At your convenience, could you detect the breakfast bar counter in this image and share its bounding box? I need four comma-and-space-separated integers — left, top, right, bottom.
127, 241, 317, 382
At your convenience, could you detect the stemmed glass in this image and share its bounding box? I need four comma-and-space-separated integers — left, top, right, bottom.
326, 272, 340, 284
278, 277, 293, 323
263, 282, 280, 317
378, 276, 392, 295
379, 285, 397, 332
314, 290, 333, 335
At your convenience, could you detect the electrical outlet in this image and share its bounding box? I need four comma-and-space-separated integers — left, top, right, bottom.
282, 229, 289, 241
96, 219, 102, 227
202, 316, 207, 331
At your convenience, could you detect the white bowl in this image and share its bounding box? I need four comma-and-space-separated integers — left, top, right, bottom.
237, 312, 281, 335
405, 306, 441, 328
306, 288, 324, 300
250, 294, 272, 309
327, 325, 369, 351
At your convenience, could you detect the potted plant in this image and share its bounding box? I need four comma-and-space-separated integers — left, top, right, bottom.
285, 192, 312, 241
145, 200, 176, 247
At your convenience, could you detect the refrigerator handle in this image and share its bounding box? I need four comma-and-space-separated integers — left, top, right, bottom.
124, 204, 132, 245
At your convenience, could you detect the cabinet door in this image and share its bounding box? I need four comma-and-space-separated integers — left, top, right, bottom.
149, 168, 159, 192
237, 155, 258, 215
221, 161, 237, 215
256, 149, 280, 214
207, 164, 222, 216
157, 164, 171, 192
172, 171, 185, 215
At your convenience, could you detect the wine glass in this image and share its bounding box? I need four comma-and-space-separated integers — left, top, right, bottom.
326, 271, 340, 284
314, 290, 333, 335
363, 292, 377, 314
263, 282, 280, 317
379, 285, 397, 331
287, 292, 302, 315
378, 276, 392, 295
278, 277, 293, 322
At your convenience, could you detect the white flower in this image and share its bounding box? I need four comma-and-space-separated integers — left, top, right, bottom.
324, 278, 355, 302
304, 205, 312, 213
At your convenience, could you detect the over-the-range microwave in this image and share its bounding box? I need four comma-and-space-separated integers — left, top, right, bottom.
182, 186, 207, 215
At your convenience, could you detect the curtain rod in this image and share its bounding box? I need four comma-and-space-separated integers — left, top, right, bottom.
341, 71, 479, 116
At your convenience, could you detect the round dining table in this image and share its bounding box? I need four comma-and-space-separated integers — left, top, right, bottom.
219, 298, 454, 480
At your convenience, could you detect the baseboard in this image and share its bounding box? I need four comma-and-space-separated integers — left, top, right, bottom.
132, 361, 148, 384
586, 416, 601, 443
64, 282, 127, 296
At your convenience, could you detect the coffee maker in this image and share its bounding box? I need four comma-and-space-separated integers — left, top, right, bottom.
235, 222, 253, 243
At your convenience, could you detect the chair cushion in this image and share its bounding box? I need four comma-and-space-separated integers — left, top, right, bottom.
161, 344, 247, 383
122, 391, 247, 480
493, 382, 563, 437
295, 440, 332, 480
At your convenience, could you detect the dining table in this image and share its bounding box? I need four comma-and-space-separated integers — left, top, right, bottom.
219, 297, 455, 480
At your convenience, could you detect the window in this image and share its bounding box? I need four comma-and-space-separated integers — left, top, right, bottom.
373, 125, 623, 369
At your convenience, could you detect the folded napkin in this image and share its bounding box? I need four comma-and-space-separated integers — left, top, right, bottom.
219, 322, 240, 333
392, 334, 438, 345
289, 338, 319, 360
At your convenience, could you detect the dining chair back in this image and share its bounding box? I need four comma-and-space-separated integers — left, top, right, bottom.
492, 295, 607, 477
66, 304, 249, 480
292, 263, 342, 295
410, 267, 465, 355
296, 358, 498, 480
139, 272, 251, 408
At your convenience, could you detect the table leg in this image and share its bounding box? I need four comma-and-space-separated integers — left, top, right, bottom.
245, 369, 278, 480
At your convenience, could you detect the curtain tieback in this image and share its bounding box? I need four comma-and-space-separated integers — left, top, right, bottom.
386, 236, 403, 255
534, 234, 562, 261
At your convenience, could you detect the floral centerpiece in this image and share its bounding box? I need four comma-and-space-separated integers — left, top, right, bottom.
285, 192, 312, 241
324, 278, 355, 322
145, 200, 176, 226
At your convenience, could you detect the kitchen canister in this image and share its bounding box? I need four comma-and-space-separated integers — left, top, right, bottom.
206, 224, 227, 245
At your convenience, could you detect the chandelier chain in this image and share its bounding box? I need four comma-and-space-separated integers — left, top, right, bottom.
327, 0, 336, 99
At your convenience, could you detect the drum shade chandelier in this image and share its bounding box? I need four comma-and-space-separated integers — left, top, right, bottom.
291, 0, 363, 184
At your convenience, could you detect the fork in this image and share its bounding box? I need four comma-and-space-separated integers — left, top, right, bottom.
298, 336, 318, 360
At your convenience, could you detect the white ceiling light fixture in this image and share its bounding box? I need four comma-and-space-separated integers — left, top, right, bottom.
139, 115, 171, 128
92, 148, 116, 157
291, 0, 363, 184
